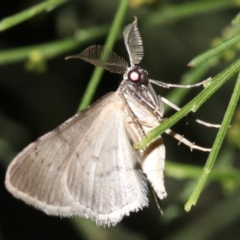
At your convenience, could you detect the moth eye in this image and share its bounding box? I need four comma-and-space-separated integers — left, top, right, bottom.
128, 69, 140, 83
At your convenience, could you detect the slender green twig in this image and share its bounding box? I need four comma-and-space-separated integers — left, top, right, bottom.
184, 71, 240, 211
189, 34, 240, 67
143, 0, 236, 27
0, 0, 67, 31
166, 161, 240, 185
0, 24, 109, 66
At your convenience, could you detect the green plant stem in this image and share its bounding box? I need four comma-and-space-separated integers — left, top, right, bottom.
184, 71, 240, 211
0, 24, 109, 66
0, 0, 67, 31
189, 34, 240, 67
143, 0, 236, 26
135, 59, 240, 149
166, 161, 240, 185
78, 0, 129, 111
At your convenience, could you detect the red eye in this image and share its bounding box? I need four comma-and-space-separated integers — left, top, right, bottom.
128, 69, 140, 82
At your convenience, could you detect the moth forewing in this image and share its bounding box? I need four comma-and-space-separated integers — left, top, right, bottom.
5, 93, 114, 216
141, 138, 167, 200
61, 92, 148, 226
5, 92, 148, 226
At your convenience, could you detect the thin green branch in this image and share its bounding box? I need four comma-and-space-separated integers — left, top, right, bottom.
184, 71, 240, 211
0, 24, 109, 66
0, 0, 67, 32
189, 33, 240, 67
135, 59, 240, 149
143, 0, 236, 26
78, 0, 129, 111
166, 161, 240, 185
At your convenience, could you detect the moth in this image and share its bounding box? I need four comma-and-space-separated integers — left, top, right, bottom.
5, 17, 214, 227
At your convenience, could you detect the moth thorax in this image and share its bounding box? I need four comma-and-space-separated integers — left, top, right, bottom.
126, 67, 149, 85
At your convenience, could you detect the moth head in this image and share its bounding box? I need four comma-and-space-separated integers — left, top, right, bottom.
125, 66, 149, 86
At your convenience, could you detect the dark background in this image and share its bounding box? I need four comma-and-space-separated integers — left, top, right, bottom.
0, 0, 240, 240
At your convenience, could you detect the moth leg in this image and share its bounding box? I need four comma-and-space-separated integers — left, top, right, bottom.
165, 128, 211, 152
161, 97, 221, 128
149, 77, 212, 89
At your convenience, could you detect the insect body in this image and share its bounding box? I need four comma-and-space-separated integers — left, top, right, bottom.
5, 17, 211, 226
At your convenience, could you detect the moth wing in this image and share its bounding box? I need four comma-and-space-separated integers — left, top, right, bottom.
141, 137, 167, 200
5, 92, 148, 226
61, 93, 148, 226
5, 93, 116, 215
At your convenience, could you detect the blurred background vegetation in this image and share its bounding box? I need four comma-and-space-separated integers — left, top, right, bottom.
0, 0, 240, 240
